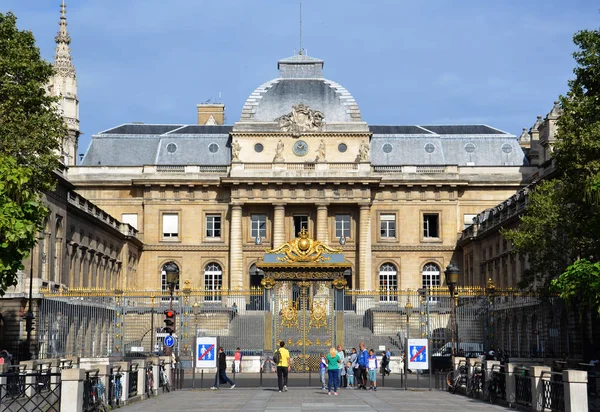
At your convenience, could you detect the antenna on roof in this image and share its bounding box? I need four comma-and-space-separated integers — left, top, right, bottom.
299, 0, 304, 55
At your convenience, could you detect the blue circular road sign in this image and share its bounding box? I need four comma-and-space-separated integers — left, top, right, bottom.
164, 335, 175, 348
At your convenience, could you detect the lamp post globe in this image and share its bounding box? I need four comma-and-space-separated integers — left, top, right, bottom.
444, 262, 460, 361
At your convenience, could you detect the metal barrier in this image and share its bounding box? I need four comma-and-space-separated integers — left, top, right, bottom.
541, 371, 565, 412
129, 363, 139, 398
515, 367, 532, 406
108, 365, 123, 408
35, 362, 52, 394
0, 367, 61, 412
83, 369, 105, 412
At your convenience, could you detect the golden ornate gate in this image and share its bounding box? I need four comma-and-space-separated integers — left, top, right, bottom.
257, 229, 350, 372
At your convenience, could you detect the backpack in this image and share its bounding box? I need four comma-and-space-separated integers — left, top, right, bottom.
273, 350, 280, 365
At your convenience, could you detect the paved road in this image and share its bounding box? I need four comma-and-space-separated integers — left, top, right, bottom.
122, 388, 511, 412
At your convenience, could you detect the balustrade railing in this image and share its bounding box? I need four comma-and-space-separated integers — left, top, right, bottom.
541, 371, 565, 412
129, 363, 139, 398
0, 366, 61, 411
515, 367, 532, 406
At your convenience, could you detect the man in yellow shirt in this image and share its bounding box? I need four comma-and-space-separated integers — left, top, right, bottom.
276, 341, 290, 392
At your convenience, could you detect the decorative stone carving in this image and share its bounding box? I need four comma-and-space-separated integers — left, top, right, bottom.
315, 139, 326, 163
274, 139, 285, 163
231, 140, 241, 162
276, 104, 324, 135
356, 141, 370, 162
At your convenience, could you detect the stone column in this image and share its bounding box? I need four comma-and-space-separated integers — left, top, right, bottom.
273, 204, 286, 246
530, 365, 550, 412
229, 204, 243, 290
563, 369, 588, 412
316, 204, 329, 243
358, 204, 372, 290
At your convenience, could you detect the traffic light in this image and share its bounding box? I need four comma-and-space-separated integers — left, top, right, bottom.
163, 310, 176, 335
25, 312, 35, 333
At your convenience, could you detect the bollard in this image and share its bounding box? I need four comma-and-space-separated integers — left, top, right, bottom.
308, 369, 311, 387
505, 362, 516, 406
382, 372, 385, 387
259, 367, 263, 387
201, 370, 204, 389
136, 361, 146, 399
563, 369, 588, 412
60, 368, 85, 412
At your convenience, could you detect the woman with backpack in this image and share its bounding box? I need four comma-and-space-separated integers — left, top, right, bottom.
326, 346, 341, 396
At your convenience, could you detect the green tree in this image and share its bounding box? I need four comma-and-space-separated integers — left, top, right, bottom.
504, 26, 600, 299
551, 259, 600, 316
0, 156, 48, 294
0, 12, 65, 293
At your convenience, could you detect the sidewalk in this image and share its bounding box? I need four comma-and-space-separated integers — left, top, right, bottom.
123, 387, 512, 411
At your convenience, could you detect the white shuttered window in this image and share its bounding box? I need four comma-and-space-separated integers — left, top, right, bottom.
162, 213, 179, 238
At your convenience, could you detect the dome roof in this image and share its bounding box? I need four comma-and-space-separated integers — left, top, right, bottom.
239, 54, 363, 124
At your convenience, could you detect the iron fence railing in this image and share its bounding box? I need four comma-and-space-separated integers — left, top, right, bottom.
515, 367, 532, 406
83, 369, 105, 412
108, 365, 123, 408
129, 363, 139, 398
541, 371, 565, 412
35, 288, 579, 366
0, 370, 61, 412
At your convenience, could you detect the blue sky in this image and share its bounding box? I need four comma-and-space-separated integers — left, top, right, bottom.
3, 0, 599, 154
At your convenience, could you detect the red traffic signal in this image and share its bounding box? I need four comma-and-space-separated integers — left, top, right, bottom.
164, 310, 176, 335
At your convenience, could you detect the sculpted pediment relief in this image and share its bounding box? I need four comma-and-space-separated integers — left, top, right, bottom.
276, 104, 324, 135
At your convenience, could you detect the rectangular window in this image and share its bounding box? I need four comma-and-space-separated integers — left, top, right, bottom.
293, 215, 308, 237
335, 214, 351, 238
380, 214, 396, 238
162, 213, 178, 238
251, 214, 267, 239
463, 214, 477, 229
206, 214, 221, 238
423, 213, 439, 238
122, 213, 138, 230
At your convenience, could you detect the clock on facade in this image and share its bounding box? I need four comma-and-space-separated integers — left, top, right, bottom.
293, 140, 309, 156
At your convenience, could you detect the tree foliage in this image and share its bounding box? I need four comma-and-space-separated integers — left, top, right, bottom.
551, 259, 600, 315
0, 12, 64, 191
504, 27, 600, 297
0, 12, 65, 293
0, 156, 48, 294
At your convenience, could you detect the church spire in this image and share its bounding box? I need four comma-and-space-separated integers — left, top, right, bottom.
54, 0, 75, 78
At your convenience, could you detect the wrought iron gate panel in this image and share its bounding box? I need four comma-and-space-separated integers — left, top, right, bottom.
273, 280, 335, 372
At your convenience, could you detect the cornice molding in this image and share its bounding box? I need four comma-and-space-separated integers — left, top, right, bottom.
142, 244, 230, 252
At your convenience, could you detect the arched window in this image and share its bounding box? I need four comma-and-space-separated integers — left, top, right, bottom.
204, 263, 222, 302
422, 263, 441, 289
378, 263, 398, 302
161, 262, 180, 292
249, 264, 265, 289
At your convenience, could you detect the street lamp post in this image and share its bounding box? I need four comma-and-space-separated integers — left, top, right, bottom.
404, 296, 413, 390
164, 263, 180, 356
444, 262, 460, 364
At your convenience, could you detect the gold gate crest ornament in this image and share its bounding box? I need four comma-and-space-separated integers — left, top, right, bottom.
266, 228, 342, 263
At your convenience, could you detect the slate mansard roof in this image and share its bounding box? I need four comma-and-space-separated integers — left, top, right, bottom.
81, 124, 233, 166
81, 123, 527, 167
370, 125, 528, 166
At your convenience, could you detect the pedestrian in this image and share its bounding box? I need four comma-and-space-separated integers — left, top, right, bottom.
211, 347, 235, 390
234, 347, 242, 373
275, 341, 290, 393
319, 352, 327, 390
326, 346, 340, 396
380, 350, 389, 377
385, 347, 392, 375
336, 345, 345, 388
367, 349, 378, 391
349, 348, 358, 389
357, 342, 369, 389
346, 361, 355, 388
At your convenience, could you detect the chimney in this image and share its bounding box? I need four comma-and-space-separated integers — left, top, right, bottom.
197, 104, 225, 125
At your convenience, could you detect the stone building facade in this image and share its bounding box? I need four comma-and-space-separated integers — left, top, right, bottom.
69, 53, 536, 298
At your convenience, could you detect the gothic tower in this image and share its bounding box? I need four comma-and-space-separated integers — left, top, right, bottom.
48, 0, 80, 166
